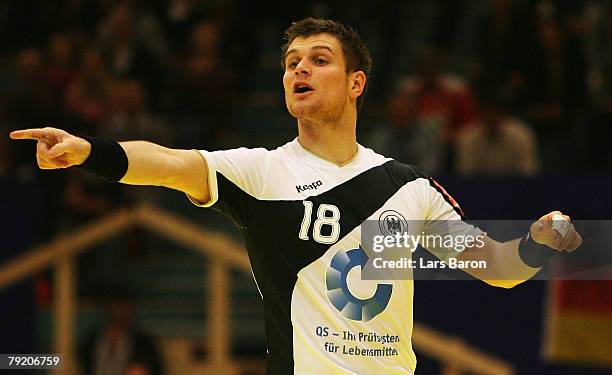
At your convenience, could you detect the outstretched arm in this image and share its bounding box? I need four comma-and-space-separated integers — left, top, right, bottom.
9, 127, 210, 203
458, 211, 582, 288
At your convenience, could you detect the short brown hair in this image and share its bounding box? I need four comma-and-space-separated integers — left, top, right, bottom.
281, 18, 373, 111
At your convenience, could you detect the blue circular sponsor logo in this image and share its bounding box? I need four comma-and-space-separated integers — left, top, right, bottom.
325, 246, 393, 321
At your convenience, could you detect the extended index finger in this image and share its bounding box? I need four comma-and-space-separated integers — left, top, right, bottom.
9, 128, 48, 141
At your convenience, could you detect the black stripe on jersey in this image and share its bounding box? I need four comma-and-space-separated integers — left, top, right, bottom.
210, 171, 250, 229
211, 160, 427, 375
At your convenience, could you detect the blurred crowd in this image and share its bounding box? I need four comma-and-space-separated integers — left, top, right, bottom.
1, 0, 611, 221
384, 0, 612, 175
2, 0, 611, 174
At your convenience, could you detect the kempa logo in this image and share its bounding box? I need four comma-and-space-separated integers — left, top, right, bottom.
296, 180, 323, 193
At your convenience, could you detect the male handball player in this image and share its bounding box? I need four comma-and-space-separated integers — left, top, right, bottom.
10, 18, 581, 375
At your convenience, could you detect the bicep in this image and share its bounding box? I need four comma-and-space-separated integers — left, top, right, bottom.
167, 149, 210, 204
119, 141, 210, 203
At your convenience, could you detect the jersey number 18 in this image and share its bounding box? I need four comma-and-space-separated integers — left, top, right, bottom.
299, 201, 340, 244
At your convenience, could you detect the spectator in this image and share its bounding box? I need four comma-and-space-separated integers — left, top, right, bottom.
389, 47, 476, 173
102, 79, 170, 144
168, 20, 235, 148
517, 2, 589, 171
96, 1, 167, 103
8, 48, 63, 126
80, 287, 164, 375
456, 96, 540, 177
162, 0, 209, 54
64, 47, 113, 132
523, 19, 588, 120
472, 0, 532, 110
45, 33, 77, 100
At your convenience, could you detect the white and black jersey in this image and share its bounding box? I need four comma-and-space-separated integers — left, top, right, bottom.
188, 139, 479, 374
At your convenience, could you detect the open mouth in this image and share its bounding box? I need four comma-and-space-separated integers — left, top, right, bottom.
294, 82, 314, 94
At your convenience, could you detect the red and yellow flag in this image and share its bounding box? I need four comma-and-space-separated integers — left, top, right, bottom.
543, 280, 612, 367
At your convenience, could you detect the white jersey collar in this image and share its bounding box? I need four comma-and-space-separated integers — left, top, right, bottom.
290, 137, 364, 168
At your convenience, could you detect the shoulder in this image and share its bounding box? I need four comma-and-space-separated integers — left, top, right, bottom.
359, 146, 431, 190
387, 161, 428, 184
206, 138, 300, 162
199, 143, 284, 177
358, 144, 427, 178
205, 145, 271, 161
374, 153, 429, 185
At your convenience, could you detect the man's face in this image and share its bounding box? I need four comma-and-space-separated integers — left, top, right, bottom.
283, 33, 352, 123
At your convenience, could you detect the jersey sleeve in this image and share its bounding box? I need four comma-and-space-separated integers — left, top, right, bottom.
422, 177, 484, 261
186, 147, 269, 228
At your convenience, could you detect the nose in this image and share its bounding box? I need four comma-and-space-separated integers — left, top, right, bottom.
294, 59, 311, 76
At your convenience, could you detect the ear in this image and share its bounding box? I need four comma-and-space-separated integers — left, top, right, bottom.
349, 71, 366, 100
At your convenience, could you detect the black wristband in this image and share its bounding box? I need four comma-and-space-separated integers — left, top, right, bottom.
77, 136, 128, 182
518, 232, 558, 268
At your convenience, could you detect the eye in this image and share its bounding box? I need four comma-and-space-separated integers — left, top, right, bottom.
314, 58, 328, 65
287, 60, 299, 69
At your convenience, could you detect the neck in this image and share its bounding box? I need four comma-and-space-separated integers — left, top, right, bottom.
297, 110, 358, 166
